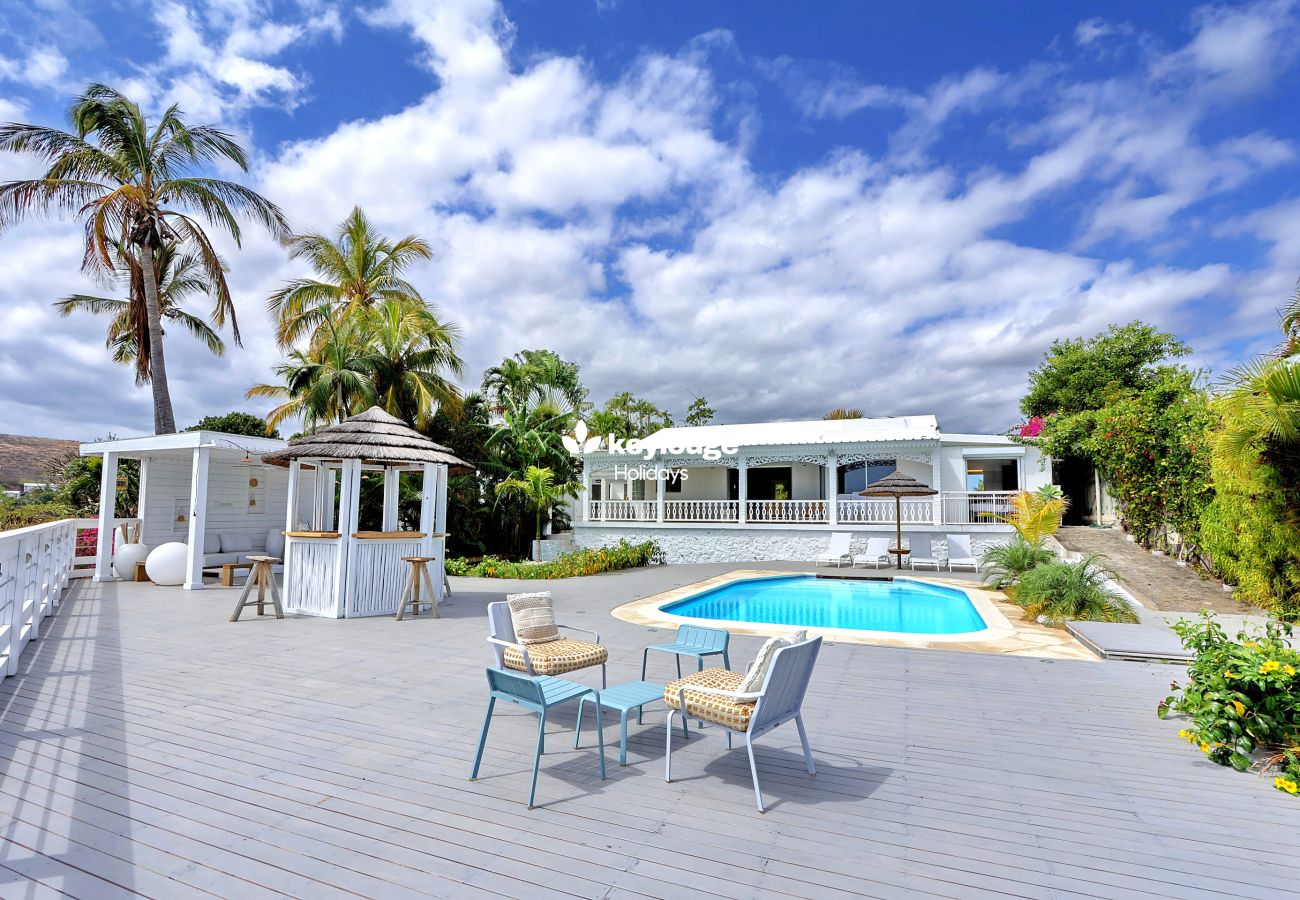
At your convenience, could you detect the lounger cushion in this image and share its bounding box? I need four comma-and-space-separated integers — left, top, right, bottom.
664, 669, 755, 731
502, 639, 607, 676
737, 630, 807, 693
204, 533, 221, 554
506, 591, 561, 644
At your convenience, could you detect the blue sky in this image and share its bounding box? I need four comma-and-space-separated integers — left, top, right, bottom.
1, 0, 1298, 439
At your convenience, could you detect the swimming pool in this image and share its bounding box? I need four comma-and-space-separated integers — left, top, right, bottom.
660, 574, 990, 636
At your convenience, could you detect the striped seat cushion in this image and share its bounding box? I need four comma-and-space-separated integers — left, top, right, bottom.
502, 639, 608, 676
664, 669, 755, 732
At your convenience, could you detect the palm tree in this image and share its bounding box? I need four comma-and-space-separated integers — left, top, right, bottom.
995, 489, 1068, 543
494, 465, 582, 558
365, 298, 465, 429
824, 408, 865, 420
55, 241, 226, 384
0, 83, 289, 433
247, 310, 376, 432
1215, 358, 1300, 473
268, 206, 432, 348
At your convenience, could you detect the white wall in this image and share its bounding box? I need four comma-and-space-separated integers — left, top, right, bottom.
672, 466, 728, 500
140, 457, 314, 549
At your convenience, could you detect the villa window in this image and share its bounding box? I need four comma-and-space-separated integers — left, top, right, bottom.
964, 458, 1019, 492
838, 460, 895, 495
631, 479, 647, 501
665, 469, 684, 493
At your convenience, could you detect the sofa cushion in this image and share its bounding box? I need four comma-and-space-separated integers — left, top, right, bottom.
204, 533, 221, 554
220, 532, 252, 553
265, 528, 285, 558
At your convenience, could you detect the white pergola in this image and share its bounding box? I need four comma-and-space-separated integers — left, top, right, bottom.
261, 407, 469, 618
81, 431, 291, 590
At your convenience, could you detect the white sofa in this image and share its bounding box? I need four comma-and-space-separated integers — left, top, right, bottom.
202, 528, 286, 570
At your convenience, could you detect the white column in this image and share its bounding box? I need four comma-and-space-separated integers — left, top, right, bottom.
931, 451, 943, 526
332, 459, 361, 617
284, 460, 301, 538
581, 466, 592, 523
737, 455, 748, 524
135, 457, 150, 545
826, 449, 838, 526
183, 447, 210, 591
381, 467, 400, 531
93, 452, 118, 581
656, 470, 666, 523
435, 465, 448, 535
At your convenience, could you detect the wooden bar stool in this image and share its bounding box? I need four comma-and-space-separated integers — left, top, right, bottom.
230, 556, 285, 622
397, 556, 439, 620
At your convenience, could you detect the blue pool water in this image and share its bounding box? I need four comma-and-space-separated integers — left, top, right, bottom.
661, 575, 988, 635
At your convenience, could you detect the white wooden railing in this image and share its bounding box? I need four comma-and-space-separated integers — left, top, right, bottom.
0, 517, 139, 681
837, 498, 935, 524
588, 500, 658, 521
584, 492, 1020, 527
941, 491, 1017, 524
665, 500, 738, 522
746, 500, 828, 522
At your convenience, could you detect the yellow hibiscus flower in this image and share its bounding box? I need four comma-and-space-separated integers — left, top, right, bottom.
1285, 664, 1297, 677
1274, 777, 1299, 795
1260, 660, 1281, 675
1224, 670, 1238, 679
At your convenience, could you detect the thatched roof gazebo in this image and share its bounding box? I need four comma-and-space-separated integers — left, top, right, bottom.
859, 470, 938, 569
262, 407, 470, 618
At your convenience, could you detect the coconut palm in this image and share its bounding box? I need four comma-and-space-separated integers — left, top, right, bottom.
247, 311, 376, 432
995, 489, 1068, 543
268, 206, 432, 348
1215, 358, 1300, 473
55, 241, 226, 384
494, 465, 582, 557
0, 83, 289, 433
365, 298, 465, 429
823, 408, 865, 420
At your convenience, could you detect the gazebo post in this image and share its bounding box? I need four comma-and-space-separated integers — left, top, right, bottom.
333, 458, 362, 617
382, 467, 400, 531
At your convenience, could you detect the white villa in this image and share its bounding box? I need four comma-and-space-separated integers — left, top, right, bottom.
573, 415, 1050, 563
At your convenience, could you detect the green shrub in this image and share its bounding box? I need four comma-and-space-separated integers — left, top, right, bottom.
1010, 553, 1138, 626
1159, 612, 1300, 796
446, 539, 661, 579
980, 537, 1055, 588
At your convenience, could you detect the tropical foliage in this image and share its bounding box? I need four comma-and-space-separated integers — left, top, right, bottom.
996, 487, 1068, 543
824, 408, 865, 420
588, 391, 673, 440
187, 411, 278, 438
1159, 612, 1300, 795
494, 465, 582, 548
1009, 554, 1138, 626
1200, 357, 1300, 619
445, 539, 661, 579
980, 537, 1055, 588
55, 241, 228, 383
0, 83, 288, 433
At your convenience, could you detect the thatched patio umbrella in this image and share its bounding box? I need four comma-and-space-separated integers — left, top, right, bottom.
859, 470, 938, 569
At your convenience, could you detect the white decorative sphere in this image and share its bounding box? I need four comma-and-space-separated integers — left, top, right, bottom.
145, 542, 189, 585
112, 543, 150, 581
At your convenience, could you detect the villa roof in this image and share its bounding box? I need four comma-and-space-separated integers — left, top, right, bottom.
261, 407, 471, 470
615, 415, 940, 452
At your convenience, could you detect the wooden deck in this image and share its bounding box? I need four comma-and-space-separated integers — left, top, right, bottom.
1, 565, 1298, 899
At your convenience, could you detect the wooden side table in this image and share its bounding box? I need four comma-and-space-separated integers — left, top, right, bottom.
230, 556, 284, 622
133, 561, 151, 583
396, 556, 439, 620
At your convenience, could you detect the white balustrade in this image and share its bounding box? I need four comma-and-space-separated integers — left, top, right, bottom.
746, 500, 828, 523
0, 517, 138, 681
836, 499, 934, 524
664, 500, 739, 522
588, 500, 658, 521
941, 491, 1019, 525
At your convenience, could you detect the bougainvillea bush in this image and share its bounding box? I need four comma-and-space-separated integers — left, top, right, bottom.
1159, 612, 1300, 796
446, 539, 661, 579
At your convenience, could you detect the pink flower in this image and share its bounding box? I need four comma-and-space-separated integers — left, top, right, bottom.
1018, 416, 1045, 438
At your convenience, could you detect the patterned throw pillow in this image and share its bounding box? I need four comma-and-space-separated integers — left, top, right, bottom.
736, 630, 808, 694
506, 591, 561, 645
